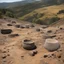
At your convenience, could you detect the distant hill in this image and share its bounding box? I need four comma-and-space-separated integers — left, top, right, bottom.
0, 0, 39, 8
12, 2, 64, 25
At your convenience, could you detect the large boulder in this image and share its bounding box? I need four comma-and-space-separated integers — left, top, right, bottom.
22, 39, 36, 50
1, 29, 12, 34
44, 39, 60, 51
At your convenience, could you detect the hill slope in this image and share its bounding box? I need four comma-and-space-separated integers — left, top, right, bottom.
12, 3, 64, 25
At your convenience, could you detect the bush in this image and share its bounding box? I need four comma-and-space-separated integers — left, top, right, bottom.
48, 16, 60, 25
57, 10, 64, 14
6, 11, 15, 18
32, 18, 44, 25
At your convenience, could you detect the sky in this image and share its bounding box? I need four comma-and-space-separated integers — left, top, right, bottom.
0, 0, 23, 3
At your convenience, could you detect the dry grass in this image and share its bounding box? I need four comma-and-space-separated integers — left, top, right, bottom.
19, 4, 64, 24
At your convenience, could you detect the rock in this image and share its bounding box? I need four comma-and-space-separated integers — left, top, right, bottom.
43, 54, 48, 58
58, 55, 61, 58
47, 30, 52, 33
60, 27, 62, 30
1, 29, 12, 34
8, 34, 19, 37
21, 56, 24, 58
2, 50, 6, 53
7, 24, 12, 26
42, 25, 48, 29
12, 21, 16, 24
29, 51, 35, 56
30, 24, 35, 27
36, 28, 40, 32
2, 54, 7, 59
44, 34, 56, 39
15, 25, 20, 28
29, 50, 37, 56
56, 53, 62, 58
32, 50, 38, 54
20, 25, 25, 28
22, 39, 36, 50
25, 24, 30, 28
7, 54, 10, 56
44, 39, 60, 51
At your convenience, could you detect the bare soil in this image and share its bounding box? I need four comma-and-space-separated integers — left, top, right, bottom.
0, 18, 64, 64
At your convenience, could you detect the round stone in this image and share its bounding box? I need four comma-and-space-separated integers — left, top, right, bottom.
44, 39, 60, 51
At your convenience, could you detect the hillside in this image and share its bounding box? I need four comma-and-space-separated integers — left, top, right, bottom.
12, 3, 64, 25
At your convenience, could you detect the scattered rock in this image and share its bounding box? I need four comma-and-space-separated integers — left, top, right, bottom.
44, 34, 56, 39
58, 55, 61, 58
42, 25, 48, 29
2, 50, 6, 53
25, 24, 30, 28
22, 39, 36, 50
1, 29, 12, 34
36, 28, 40, 32
60, 27, 63, 30
44, 39, 60, 51
7, 24, 12, 26
8, 34, 19, 37
20, 25, 25, 28
21, 56, 24, 58
2, 54, 7, 59
56, 53, 62, 59
30, 24, 35, 27
29, 50, 37, 56
12, 21, 16, 24
43, 54, 48, 58
15, 25, 20, 28
47, 30, 52, 33
7, 54, 10, 56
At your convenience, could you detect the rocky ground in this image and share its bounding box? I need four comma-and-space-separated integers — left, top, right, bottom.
0, 18, 64, 64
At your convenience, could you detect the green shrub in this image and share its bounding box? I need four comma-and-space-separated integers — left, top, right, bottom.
48, 16, 60, 25
6, 11, 15, 18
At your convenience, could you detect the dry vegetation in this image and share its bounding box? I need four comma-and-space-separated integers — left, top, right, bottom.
19, 4, 64, 25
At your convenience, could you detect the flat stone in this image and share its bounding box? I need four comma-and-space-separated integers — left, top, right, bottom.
1, 29, 12, 34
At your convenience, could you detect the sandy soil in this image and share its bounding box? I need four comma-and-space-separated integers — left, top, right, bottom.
0, 18, 64, 64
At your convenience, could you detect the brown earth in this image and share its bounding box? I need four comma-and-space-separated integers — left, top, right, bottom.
0, 18, 64, 64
